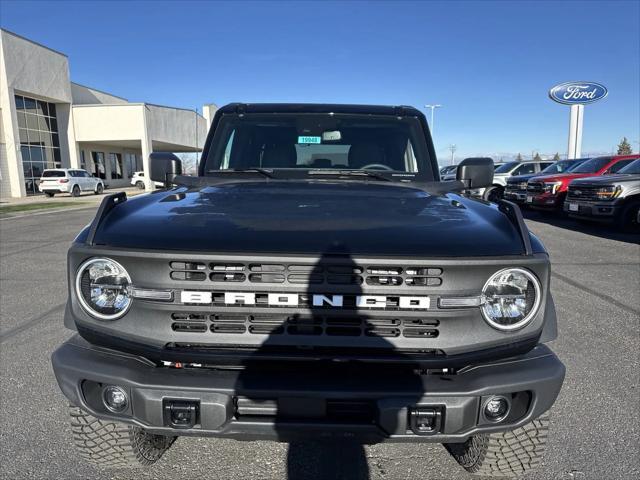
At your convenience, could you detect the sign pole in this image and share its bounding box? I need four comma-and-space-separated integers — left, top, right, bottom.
567, 104, 584, 159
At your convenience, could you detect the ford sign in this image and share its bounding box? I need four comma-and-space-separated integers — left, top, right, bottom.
549, 81, 608, 105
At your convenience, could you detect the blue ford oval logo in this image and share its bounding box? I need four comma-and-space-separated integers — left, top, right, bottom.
549, 81, 608, 105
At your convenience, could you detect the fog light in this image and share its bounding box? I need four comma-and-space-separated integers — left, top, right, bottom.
484, 396, 510, 422
102, 385, 128, 413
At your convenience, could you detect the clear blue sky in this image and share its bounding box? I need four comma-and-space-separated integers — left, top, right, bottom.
2, 0, 638, 163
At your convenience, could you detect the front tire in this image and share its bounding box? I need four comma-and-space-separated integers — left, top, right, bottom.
136, 181, 145, 190
68, 405, 175, 468
617, 200, 640, 232
444, 412, 550, 478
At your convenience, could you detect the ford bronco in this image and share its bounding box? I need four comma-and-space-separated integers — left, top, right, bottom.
51, 103, 565, 477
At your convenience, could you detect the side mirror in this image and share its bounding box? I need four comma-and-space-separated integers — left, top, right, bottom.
150, 152, 182, 185
456, 157, 494, 188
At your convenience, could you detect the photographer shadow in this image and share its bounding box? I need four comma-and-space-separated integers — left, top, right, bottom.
235, 248, 426, 480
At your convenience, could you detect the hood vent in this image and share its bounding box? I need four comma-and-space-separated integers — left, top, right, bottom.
169, 261, 444, 287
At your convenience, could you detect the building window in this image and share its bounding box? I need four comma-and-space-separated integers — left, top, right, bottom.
15, 94, 61, 195
92, 152, 106, 179
109, 153, 123, 179
80, 151, 87, 170
124, 153, 137, 178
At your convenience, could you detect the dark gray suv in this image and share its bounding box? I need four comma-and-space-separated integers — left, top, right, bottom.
565, 157, 640, 229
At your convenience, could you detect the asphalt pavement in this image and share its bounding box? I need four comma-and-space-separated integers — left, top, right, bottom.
0, 206, 638, 480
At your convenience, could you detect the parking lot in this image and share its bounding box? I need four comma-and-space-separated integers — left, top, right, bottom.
0, 206, 638, 480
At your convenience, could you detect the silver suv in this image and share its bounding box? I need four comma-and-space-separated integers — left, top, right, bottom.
39, 168, 104, 197
480, 160, 554, 202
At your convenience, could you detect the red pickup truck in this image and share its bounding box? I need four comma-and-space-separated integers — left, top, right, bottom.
525, 155, 639, 212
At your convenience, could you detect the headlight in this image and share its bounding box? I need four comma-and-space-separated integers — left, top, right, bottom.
75, 258, 132, 320
595, 185, 622, 200
543, 182, 562, 194
481, 268, 541, 331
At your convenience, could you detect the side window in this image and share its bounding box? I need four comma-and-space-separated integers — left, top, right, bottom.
539, 162, 553, 171
514, 163, 535, 175
69, 171, 77, 177
609, 159, 633, 174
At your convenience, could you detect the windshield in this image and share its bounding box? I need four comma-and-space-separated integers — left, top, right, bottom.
618, 158, 640, 174
541, 160, 579, 175
203, 113, 434, 179
42, 170, 65, 178
566, 159, 588, 172
494, 161, 518, 173
570, 156, 611, 173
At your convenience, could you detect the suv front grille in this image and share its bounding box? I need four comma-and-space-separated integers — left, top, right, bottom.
171, 313, 439, 339
567, 185, 604, 201
505, 182, 527, 193
169, 261, 444, 287
526, 182, 544, 193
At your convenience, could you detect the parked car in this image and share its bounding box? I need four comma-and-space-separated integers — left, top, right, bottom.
443, 161, 505, 183
131, 171, 164, 189
39, 168, 104, 197
439, 165, 457, 178
526, 155, 639, 212
52, 103, 564, 478
440, 165, 458, 181
477, 160, 554, 202
504, 158, 588, 204
564, 157, 640, 230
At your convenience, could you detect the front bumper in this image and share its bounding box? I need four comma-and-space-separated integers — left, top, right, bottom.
52, 335, 565, 443
563, 200, 621, 221
504, 190, 526, 203
526, 192, 562, 209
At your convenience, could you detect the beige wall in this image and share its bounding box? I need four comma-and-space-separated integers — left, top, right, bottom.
145, 104, 207, 150
0, 30, 71, 104
71, 83, 128, 105
73, 104, 145, 142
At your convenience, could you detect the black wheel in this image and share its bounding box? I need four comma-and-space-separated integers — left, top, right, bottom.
617, 200, 640, 232
95, 183, 104, 195
444, 412, 550, 478
484, 186, 504, 203
68, 405, 175, 468
136, 181, 145, 190
71, 185, 81, 197
44, 192, 55, 198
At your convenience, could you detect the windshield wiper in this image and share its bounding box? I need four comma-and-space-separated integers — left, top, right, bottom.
206, 168, 273, 178
308, 170, 393, 182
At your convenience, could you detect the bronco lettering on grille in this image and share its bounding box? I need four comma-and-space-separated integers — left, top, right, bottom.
180, 291, 430, 310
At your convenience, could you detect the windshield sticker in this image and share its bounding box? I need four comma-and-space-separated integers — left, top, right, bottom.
298, 136, 321, 144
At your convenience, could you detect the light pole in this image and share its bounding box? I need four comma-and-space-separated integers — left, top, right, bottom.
424, 104, 442, 137
449, 144, 457, 165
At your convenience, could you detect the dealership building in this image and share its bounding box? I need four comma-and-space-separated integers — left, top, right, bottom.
0, 29, 215, 198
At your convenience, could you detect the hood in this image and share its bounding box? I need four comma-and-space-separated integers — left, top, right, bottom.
528, 172, 597, 184
507, 173, 538, 184
570, 174, 640, 186
87, 181, 531, 257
